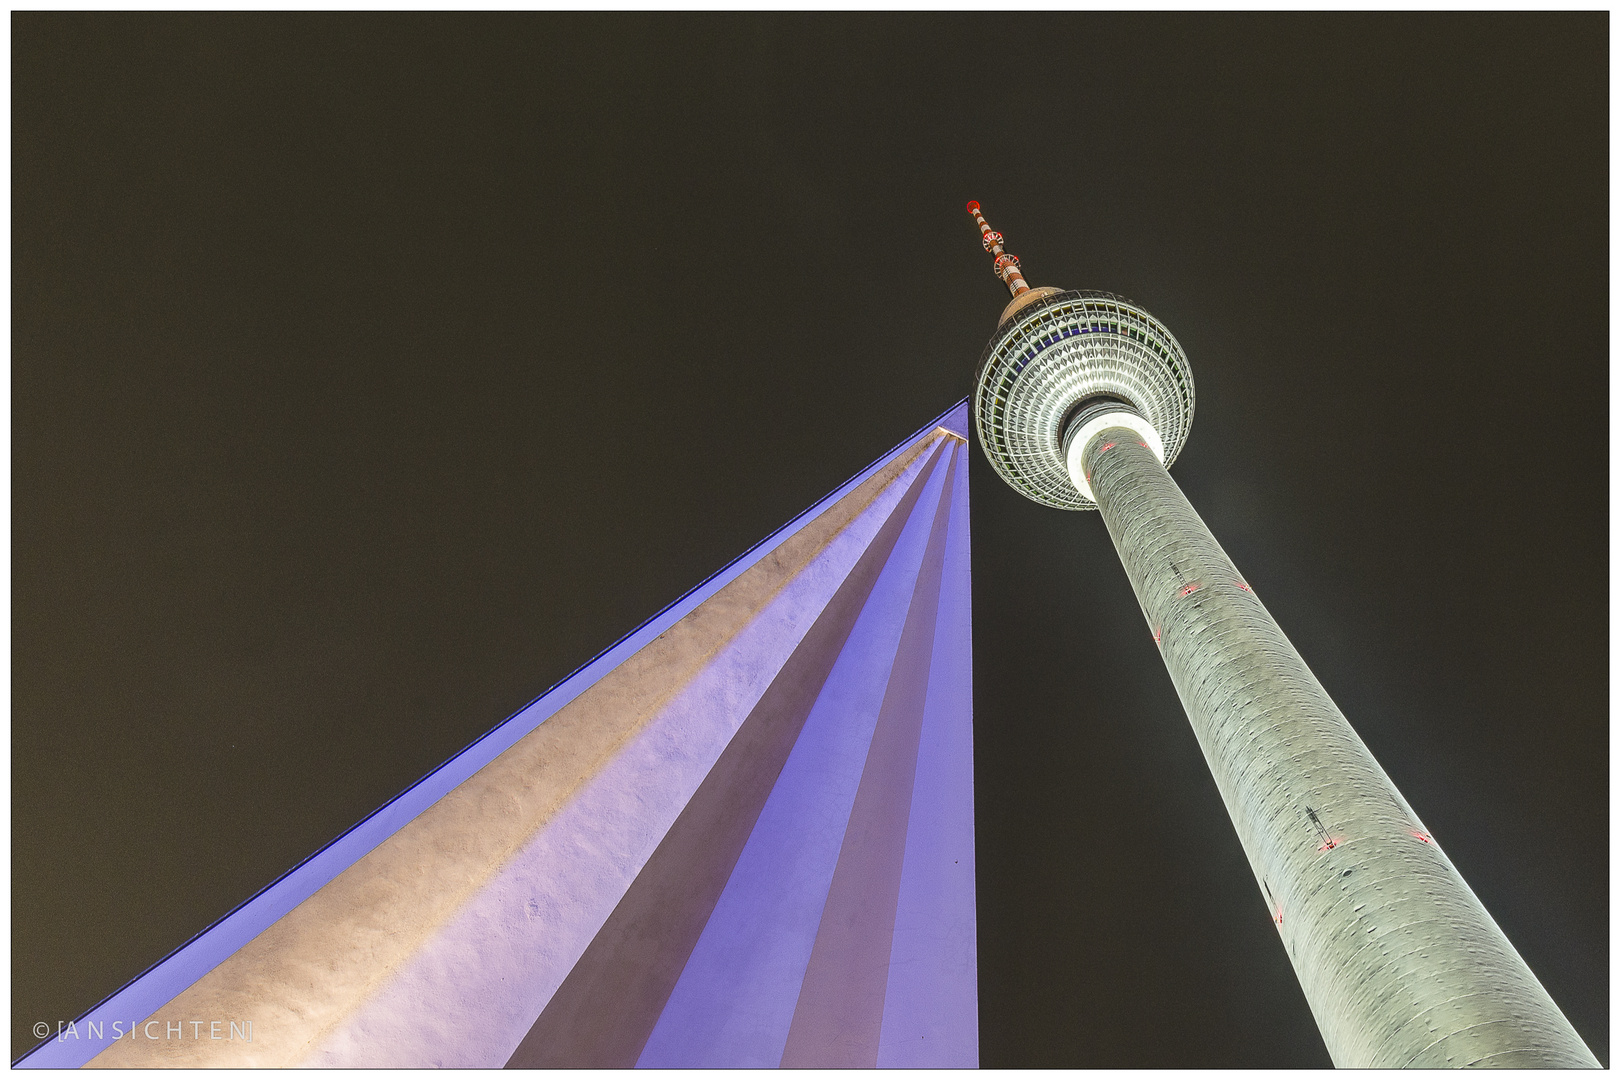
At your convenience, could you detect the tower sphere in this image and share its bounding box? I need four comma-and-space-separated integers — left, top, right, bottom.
973, 289, 1195, 511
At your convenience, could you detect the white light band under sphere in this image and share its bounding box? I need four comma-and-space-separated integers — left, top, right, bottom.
1065, 412, 1165, 502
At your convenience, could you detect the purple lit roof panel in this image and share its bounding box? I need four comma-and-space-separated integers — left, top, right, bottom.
877, 439, 978, 1067
636, 444, 953, 1068
16, 403, 975, 1071
780, 447, 959, 1067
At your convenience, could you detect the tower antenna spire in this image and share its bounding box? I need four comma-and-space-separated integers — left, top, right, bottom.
965, 201, 1030, 298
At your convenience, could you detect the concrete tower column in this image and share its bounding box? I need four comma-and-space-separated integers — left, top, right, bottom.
1074, 421, 1599, 1069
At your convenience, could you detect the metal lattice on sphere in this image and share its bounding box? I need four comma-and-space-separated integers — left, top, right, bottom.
973, 289, 1194, 511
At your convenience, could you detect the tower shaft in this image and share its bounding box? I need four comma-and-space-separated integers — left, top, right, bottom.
1077, 427, 1598, 1068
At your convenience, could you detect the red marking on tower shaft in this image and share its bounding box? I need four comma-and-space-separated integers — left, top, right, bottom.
965, 201, 1030, 298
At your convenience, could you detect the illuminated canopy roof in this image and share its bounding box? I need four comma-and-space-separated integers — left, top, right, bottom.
18, 403, 977, 1070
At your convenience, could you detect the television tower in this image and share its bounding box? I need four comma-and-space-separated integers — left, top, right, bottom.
964, 202, 1598, 1068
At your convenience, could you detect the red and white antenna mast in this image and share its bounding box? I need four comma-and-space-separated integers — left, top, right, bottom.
965, 201, 1030, 298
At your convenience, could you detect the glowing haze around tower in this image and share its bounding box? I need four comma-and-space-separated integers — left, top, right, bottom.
964, 202, 1598, 1068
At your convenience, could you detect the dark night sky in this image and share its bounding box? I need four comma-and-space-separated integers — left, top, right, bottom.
12, 13, 1607, 1066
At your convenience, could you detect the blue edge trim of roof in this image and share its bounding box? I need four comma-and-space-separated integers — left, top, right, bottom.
15, 397, 971, 1068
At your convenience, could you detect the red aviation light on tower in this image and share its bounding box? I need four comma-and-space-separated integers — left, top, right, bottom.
965, 201, 1030, 298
